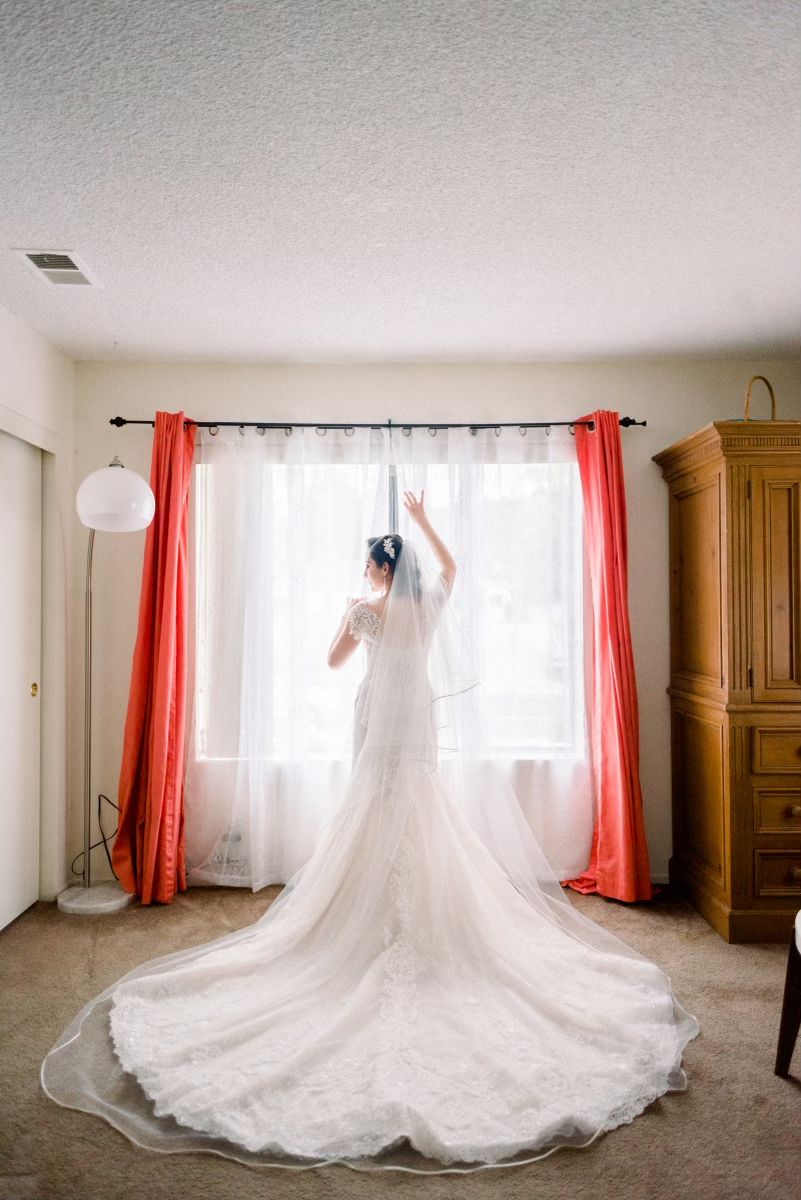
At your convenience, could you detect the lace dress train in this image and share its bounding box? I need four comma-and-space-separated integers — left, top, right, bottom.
42, 583, 698, 1171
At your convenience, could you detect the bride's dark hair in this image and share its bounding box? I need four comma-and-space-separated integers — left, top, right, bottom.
366, 534, 422, 601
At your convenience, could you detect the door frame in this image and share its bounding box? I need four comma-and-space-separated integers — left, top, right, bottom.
0, 400, 67, 903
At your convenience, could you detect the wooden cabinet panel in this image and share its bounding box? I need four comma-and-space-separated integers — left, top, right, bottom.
670, 473, 724, 687
753, 786, 801, 834
751, 467, 801, 703
752, 727, 801, 773
673, 707, 725, 885
755, 851, 801, 896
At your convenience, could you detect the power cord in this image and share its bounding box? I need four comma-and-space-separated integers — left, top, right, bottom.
70, 793, 121, 880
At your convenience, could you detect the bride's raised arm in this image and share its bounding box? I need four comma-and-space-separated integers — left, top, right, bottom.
403, 491, 457, 590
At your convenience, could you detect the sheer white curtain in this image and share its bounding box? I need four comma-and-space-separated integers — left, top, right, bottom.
392, 426, 592, 879
184, 423, 592, 889
185, 426, 389, 888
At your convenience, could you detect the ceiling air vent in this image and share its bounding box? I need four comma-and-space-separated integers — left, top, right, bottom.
14, 248, 99, 286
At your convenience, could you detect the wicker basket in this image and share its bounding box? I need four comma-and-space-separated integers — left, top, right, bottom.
742, 374, 777, 421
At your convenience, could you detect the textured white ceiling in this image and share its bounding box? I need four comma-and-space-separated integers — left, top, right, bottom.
0, 0, 798, 361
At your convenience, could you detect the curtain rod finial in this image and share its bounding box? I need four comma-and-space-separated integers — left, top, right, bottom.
109, 416, 126, 427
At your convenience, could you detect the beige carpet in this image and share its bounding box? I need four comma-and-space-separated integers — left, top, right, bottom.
1, 885, 799, 1200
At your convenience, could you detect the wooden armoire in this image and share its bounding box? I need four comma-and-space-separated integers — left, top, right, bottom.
654, 414, 801, 942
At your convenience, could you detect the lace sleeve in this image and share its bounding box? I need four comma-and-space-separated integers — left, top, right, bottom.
348, 602, 381, 642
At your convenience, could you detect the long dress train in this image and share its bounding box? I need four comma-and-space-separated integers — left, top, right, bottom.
41, 542, 698, 1172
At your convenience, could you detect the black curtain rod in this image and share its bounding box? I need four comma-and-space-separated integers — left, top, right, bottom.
109, 417, 646, 431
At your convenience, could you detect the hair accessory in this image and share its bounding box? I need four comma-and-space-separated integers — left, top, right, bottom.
383, 537, 396, 559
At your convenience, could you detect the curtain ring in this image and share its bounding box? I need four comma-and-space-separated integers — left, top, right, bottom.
344, 426, 355, 436
518, 426, 527, 436
588, 420, 596, 432
402, 427, 411, 436
469, 427, 478, 436
256, 425, 266, 436
284, 426, 292, 436
316, 427, 327, 436
494, 426, 501, 437
428, 427, 437, 437
568, 424, 575, 435
545, 425, 551, 436
238, 425, 245, 436
209, 425, 219, 436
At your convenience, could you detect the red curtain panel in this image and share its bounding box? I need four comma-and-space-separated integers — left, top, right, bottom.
113, 412, 197, 904
565, 410, 655, 902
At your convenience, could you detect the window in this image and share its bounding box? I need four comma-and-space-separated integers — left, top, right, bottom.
185, 425, 591, 889
193, 455, 584, 761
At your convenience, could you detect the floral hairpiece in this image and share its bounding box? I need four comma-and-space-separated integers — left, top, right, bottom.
383, 537, 396, 559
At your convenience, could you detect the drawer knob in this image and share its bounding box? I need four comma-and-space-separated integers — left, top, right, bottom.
794, 869, 801, 883
791, 806, 801, 818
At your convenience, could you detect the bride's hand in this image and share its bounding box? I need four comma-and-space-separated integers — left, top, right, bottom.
402, 491, 456, 586
345, 596, 361, 610
403, 490, 427, 525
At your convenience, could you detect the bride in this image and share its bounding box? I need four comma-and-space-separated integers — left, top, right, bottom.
41, 492, 698, 1173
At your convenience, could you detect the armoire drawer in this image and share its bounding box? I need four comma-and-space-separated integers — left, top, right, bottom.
752, 729, 801, 774
753, 786, 801, 834
755, 851, 801, 897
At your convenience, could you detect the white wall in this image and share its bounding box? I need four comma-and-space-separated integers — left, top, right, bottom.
0, 303, 74, 900
74, 356, 800, 885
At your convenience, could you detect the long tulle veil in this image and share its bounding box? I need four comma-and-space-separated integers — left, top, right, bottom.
41, 532, 697, 1173
357, 538, 664, 961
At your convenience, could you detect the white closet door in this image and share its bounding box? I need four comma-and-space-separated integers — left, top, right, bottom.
0, 428, 41, 930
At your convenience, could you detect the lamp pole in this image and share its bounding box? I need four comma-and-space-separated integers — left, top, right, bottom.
83, 528, 94, 890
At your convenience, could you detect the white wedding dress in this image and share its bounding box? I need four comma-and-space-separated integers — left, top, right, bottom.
42, 542, 698, 1173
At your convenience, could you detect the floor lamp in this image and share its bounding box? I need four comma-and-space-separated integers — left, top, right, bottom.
57, 456, 155, 915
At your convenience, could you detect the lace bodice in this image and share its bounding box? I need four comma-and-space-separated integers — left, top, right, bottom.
348, 601, 381, 644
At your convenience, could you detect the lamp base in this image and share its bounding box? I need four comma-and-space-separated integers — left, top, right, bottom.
57, 881, 136, 914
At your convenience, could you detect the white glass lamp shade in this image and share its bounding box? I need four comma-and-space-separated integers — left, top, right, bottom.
76, 463, 155, 532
